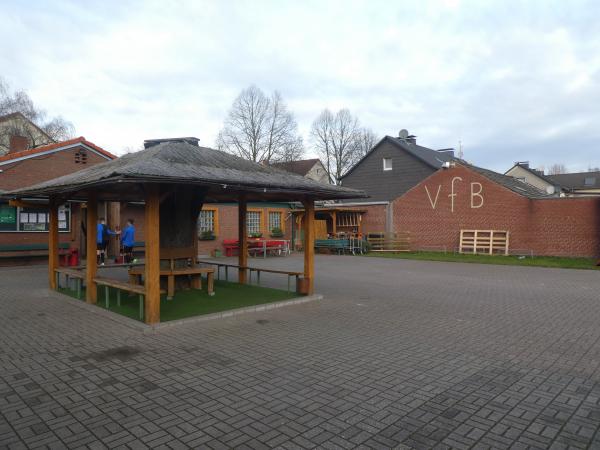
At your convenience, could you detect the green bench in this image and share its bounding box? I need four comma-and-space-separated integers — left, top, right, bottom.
0, 242, 70, 259
315, 239, 350, 255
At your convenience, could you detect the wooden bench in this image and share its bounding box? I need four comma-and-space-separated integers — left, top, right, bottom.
128, 266, 215, 299
248, 267, 303, 292
55, 268, 85, 299
0, 242, 70, 259
94, 277, 154, 320
198, 260, 301, 293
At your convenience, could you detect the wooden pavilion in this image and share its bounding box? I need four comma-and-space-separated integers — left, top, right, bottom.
4, 139, 365, 323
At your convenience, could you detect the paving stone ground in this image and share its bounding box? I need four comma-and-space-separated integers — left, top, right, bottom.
1, 254, 600, 449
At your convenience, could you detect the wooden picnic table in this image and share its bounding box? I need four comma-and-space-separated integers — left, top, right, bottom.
128, 266, 215, 299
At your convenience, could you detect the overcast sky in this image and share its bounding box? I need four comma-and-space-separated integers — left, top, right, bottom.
2, 0, 599, 172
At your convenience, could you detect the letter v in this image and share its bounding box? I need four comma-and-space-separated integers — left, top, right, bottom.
425, 185, 441, 209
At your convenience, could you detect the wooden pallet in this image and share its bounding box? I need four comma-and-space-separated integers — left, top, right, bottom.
367, 232, 411, 252
459, 230, 509, 255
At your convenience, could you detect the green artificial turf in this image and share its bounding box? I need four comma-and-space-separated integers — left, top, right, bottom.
364, 251, 600, 270
59, 278, 297, 322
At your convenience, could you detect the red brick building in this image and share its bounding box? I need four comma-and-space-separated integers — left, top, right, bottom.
0, 137, 116, 263
392, 163, 600, 257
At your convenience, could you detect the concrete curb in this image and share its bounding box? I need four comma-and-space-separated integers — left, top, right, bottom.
49, 289, 323, 333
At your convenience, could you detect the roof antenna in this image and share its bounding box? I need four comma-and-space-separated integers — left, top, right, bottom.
457, 140, 464, 159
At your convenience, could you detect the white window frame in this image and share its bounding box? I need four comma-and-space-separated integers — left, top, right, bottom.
198, 210, 215, 233
383, 157, 393, 171
247, 211, 262, 235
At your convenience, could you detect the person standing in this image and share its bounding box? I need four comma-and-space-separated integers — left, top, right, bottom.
96, 217, 118, 265
121, 218, 136, 264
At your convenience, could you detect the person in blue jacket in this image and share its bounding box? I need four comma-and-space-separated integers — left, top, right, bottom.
121, 218, 136, 263
96, 217, 118, 265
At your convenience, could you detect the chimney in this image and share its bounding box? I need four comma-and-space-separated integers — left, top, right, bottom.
9, 135, 30, 153
436, 148, 455, 157
143, 137, 200, 149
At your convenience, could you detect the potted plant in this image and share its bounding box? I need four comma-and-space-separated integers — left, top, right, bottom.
249, 232, 263, 239
270, 227, 284, 238
199, 230, 216, 240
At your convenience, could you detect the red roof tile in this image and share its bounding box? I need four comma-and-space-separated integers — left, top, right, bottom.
0, 136, 116, 163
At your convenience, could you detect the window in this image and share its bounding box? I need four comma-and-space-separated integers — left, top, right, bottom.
269, 211, 282, 232
19, 205, 71, 232
0, 203, 71, 233
584, 177, 596, 187
247, 211, 262, 235
198, 206, 219, 236
198, 210, 215, 233
383, 157, 392, 171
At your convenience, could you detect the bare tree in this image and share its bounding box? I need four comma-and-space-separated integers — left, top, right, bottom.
0, 77, 75, 147
310, 108, 364, 184
548, 163, 567, 175
352, 127, 379, 158
216, 85, 304, 163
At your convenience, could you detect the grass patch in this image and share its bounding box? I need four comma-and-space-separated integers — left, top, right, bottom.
364, 251, 600, 270
58, 278, 297, 322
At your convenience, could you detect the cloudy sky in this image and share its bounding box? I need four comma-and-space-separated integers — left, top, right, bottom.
2, 0, 599, 172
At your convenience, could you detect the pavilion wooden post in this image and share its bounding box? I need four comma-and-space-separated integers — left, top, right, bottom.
302, 198, 315, 295
48, 197, 59, 290
145, 185, 161, 324
238, 196, 248, 284
331, 211, 337, 236
86, 193, 98, 304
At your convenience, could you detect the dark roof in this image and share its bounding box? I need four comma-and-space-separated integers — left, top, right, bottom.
341, 136, 454, 179
270, 159, 321, 176
505, 163, 558, 186
3, 141, 366, 201
464, 162, 551, 199
547, 171, 600, 189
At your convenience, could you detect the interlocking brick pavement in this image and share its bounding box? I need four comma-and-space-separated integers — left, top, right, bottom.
1, 255, 600, 449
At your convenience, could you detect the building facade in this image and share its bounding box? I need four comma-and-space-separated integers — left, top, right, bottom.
0, 137, 116, 264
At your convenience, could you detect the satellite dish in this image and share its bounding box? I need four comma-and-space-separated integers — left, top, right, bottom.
546, 185, 555, 195
399, 129, 409, 139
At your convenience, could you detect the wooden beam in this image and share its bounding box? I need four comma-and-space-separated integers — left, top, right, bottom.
48, 198, 59, 290
302, 198, 315, 295
144, 185, 161, 324
9, 199, 48, 209
238, 196, 248, 284
86, 193, 98, 304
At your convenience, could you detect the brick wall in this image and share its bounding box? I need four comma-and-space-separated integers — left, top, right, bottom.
0, 145, 111, 264
0, 145, 108, 191
360, 204, 388, 235
196, 204, 293, 256
391, 165, 600, 257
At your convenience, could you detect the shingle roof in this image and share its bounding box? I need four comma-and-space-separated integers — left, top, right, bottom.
547, 171, 600, 189
464, 162, 551, 199
341, 136, 454, 179
270, 159, 321, 177
0, 136, 116, 164
4, 141, 366, 201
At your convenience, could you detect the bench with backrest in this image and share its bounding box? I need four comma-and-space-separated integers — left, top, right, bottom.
222, 239, 239, 257
0, 242, 70, 259
315, 239, 350, 254
128, 247, 215, 299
